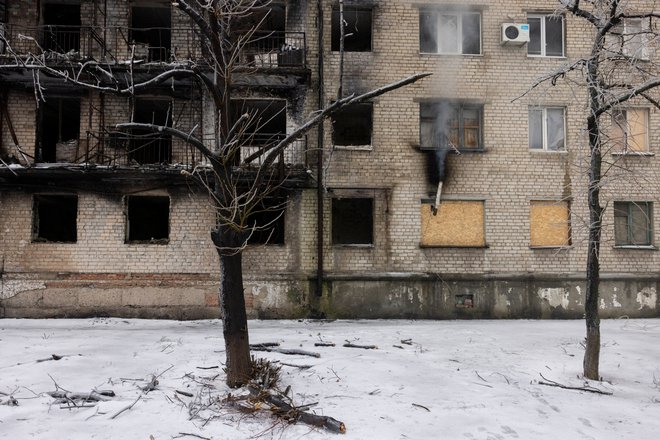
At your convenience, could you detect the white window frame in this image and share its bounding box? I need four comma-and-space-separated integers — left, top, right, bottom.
529, 107, 566, 151
622, 18, 649, 60
527, 13, 565, 58
421, 11, 482, 55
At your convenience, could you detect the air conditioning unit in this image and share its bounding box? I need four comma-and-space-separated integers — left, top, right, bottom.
501, 23, 530, 45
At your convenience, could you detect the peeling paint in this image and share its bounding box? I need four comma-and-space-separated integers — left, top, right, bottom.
612, 294, 622, 308
599, 298, 606, 310
538, 287, 569, 309
636, 287, 657, 310
0, 280, 47, 300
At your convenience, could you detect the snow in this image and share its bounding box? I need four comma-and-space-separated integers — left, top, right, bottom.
1, 318, 659, 439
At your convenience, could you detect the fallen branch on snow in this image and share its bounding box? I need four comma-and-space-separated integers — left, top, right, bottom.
537, 373, 613, 395
343, 342, 377, 350
250, 346, 321, 358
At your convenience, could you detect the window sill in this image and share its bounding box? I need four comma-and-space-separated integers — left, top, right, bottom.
126, 240, 170, 245
530, 246, 571, 250
418, 145, 487, 153
611, 151, 654, 157
419, 52, 483, 57
420, 244, 488, 249
527, 55, 567, 60
333, 244, 374, 249
334, 144, 373, 152
529, 149, 568, 154
613, 245, 657, 250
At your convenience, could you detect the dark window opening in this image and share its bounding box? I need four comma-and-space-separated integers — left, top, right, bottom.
129, 99, 172, 164
33, 195, 77, 243
39, 98, 81, 163
614, 201, 653, 246
126, 196, 170, 244
455, 294, 474, 308
332, 103, 373, 146
420, 102, 483, 151
246, 197, 286, 245
231, 99, 286, 147
331, 8, 372, 52
332, 198, 373, 245
42, 3, 81, 53
0, 0, 7, 23
131, 6, 171, 61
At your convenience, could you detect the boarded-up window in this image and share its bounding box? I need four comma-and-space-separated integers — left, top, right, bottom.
612, 108, 648, 152
420, 200, 485, 247
530, 201, 570, 247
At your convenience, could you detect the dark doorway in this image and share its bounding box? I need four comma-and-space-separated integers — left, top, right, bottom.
129, 99, 172, 164
131, 6, 171, 61
38, 98, 81, 163
43, 3, 81, 53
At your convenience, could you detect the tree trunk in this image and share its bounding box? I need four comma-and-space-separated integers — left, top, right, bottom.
583, 108, 602, 380
212, 226, 251, 388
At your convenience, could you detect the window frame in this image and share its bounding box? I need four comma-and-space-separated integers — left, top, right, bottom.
420, 101, 484, 151
613, 201, 654, 247
611, 107, 650, 154
32, 194, 78, 243
528, 106, 566, 151
622, 18, 648, 60
419, 10, 482, 55
331, 102, 373, 148
125, 195, 170, 245
331, 197, 374, 246
331, 7, 373, 52
527, 13, 565, 58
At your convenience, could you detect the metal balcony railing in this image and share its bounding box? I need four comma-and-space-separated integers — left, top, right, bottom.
0, 25, 306, 68
76, 130, 308, 169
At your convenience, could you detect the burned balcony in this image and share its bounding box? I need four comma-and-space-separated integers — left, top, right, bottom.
0, 25, 306, 69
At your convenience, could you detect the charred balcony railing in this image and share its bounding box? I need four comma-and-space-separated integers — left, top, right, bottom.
0, 25, 306, 68
78, 130, 308, 169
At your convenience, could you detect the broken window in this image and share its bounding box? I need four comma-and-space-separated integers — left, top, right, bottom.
332, 103, 373, 146
611, 108, 648, 153
231, 99, 286, 164
246, 197, 286, 245
455, 294, 474, 308
420, 10, 481, 54
332, 198, 373, 245
42, 2, 81, 53
32, 195, 77, 243
614, 201, 653, 246
420, 102, 483, 150
38, 98, 81, 163
331, 7, 372, 52
129, 99, 172, 164
131, 5, 171, 61
530, 200, 571, 248
236, 4, 288, 67
126, 195, 170, 244
420, 200, 485, 247
528, 14, 564, 57
529, 107, 565, 151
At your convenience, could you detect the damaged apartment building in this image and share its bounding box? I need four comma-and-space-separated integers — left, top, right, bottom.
1, 0, 659, 319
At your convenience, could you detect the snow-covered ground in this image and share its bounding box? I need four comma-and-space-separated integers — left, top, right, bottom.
1, 318, 659, 439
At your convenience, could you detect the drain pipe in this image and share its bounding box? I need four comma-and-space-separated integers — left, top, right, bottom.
315, 0, 325, 298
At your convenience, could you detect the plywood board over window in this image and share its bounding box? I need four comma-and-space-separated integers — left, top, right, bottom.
420, 200, 485, 247
530, 200, 570, 247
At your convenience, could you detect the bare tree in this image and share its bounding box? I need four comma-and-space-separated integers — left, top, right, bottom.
0, 0, 428, 387
525, 0, 660, 380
